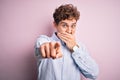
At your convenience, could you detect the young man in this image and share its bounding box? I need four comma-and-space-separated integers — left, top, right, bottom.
35, 4, 99, 80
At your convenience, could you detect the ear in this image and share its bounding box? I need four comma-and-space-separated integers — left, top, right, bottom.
53, 21, 57, 28
52, 22, 57, 32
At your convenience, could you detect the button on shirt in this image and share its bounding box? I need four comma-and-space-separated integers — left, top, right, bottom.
35, 32, 99, 80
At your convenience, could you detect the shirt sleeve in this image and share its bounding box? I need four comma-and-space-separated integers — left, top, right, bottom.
71, 42, 99, 80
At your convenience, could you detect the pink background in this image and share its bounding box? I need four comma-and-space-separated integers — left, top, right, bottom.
0, 0, 120, 80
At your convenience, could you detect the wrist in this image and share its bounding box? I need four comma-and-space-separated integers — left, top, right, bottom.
72, 44, 79, 52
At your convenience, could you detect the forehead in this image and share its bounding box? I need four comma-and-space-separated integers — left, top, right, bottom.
59, 19, 77, 24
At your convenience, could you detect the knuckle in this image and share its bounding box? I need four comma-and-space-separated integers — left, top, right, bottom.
46, 43, 49, 46
50, 42, 54, 45
40, 45, 44, 49
41, 53, 44, 56
51, 52, 55, 56
41, 52, 46, 58
50, 42, 55, 47
46, 53, 50, 58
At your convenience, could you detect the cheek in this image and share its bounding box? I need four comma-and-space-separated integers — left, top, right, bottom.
58, 27, 66, 33
72, 29, 76, 34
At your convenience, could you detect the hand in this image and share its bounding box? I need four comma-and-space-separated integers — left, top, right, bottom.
40, 42, 62, 59
57, 32, 77, 51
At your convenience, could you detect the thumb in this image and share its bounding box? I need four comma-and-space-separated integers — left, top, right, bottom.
56, 52, 62, 58
56, 47, 62, 58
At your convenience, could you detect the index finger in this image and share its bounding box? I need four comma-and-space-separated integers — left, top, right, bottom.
55, 42, 62, 58
50, 42, 56, 59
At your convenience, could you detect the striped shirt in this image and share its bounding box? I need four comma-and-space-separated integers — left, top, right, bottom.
35, 32, 99, 80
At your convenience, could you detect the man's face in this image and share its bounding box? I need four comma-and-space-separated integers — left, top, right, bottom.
54, 18, 77, 35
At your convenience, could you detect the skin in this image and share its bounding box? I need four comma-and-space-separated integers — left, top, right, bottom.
40, 18, 78, 59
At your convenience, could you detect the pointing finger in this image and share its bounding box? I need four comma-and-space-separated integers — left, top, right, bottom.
55, 42, 62, 58
50, 42, 56, 59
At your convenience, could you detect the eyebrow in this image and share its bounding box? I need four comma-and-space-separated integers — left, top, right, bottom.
60, 22, 67, 24
60, 22, 76, 25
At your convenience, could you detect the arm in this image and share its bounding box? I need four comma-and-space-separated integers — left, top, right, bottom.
35, 35, 50, 60
72, 43, 99, 80
57, 32, 99, 80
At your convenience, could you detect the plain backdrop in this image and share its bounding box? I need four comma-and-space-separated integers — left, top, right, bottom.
0, 0, 120, 80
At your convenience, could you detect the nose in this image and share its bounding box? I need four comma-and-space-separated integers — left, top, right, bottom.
66, 27, 72, 34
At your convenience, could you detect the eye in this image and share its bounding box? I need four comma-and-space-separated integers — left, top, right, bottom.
71, 24, 76, 28
62, 24, 67, 28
